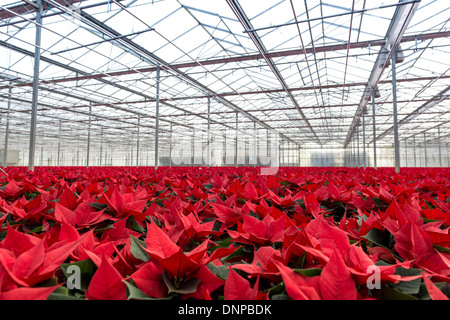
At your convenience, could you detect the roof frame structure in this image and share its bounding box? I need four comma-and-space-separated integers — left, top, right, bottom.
0, 0, 448, 167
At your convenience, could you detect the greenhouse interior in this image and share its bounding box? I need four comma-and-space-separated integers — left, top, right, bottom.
1, 0, 450, 304
0, 0, 448, 170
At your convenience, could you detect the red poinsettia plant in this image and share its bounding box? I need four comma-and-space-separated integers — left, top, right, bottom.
0, 166, 448, 300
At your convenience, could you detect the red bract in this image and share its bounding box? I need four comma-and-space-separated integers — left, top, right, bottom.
86, 253, 127, 300
0, 166, 448, 300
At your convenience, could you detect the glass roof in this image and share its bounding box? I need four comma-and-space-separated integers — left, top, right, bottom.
0, 0, 449, 165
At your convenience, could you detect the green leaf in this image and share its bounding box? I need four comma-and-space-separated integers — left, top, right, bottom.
362, 228, 403, 261
362, 228, 390, 247
293, 268, 322, 277
130, 235, 150, 262
268, 282, 285, 298
162, 272, 200, 295
373, 197, 388, 208
207, 262, 229, 280
271, 294, 291, 300
223, 246, 252, 262
155, 189, 167, 197
422, 217, 441, 224
47, 293, 81, 300
393, 267, 422, 295
203, 183, 213, 190
126, 215, 145, 233
375, 287, 419, 300
93, 224, 115, 234
434, 245, 450, 253
123, 280, 172, 300
88, 202, 108, 210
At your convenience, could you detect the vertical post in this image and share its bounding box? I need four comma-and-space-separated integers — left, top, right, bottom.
253, 122, 256, 168
86, 105, 91, 168
99, 127, 103, 166
207, 96, 211, 168
438, 126, 442, 167
169, 122, 173, 167
3, 84, 11, 167
288, 141, 291, 166
235, 111, 238, 168
353, 140, 355, 167
28, 0, 43, 171
372, 89, 377, 169
404, 138, 408, 167
349, 141, 352, 167
392, 47, 400, 173
57, 120, 61, 167
424, 131, 427, 167
155, 66, 160, 170
413, 135, 416, 167
136, 116, 140, 167
362, 112, 366, 169
357, 124, 360, 167
40, 146, 43, 166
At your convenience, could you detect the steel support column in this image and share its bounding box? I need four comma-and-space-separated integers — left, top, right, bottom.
438, 126, 442, 167
136, 116, 140, 167
235, 111, 238, 168
404, 138, 408, 167
424, 132, 427, 167
362, 113, 366, 169
357, 125, 360, 167
57, 120, 61, 167
207, 96, 211, 168
413, 135, 416, 167
3, 84, 11, 168
86, 105, 91, 168
169, 122, 173, 168
28, 0, 43, 171
252, 122, 257, 168
155, 65, 160, 170
372, 90, 377, 169
392, 48, 400, 173
99, 128, 103, 166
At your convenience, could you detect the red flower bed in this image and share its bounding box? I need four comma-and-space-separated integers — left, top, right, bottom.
0, 166, 449, 300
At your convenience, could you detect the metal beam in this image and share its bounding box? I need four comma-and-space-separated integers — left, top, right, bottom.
86, 105, 91, 168
70, 5, 298, 146
57, 120, 61, 167
40, 74, 450, 111
392, 47, 400, 173
373, 85, 450, 143
207, 96, 211, 168
362, 112, 366, 169
6, 31, 446, 89
0, 0, 89, 19
136, 115, 140, 167
438, 126, 442, 167
372, 90, 377, 169
154, 65, 160, 170
27, 0, 42, 171
344, 0, 420, 148
243, 0, 421, 33
226, 0, 319, 144
3, 84, 11, 168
